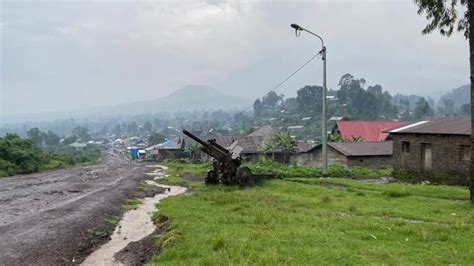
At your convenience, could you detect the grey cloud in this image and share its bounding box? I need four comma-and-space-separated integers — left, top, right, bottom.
0, 0, 469, 118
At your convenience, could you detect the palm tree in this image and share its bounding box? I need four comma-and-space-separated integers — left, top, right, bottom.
263, 142, 276, 160
185, 143, 201, 162
273, 132, 297, 164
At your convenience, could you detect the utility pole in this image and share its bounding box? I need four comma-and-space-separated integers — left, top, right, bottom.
291, 23, 328, 176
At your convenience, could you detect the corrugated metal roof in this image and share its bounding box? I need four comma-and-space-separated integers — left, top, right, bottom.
212, 135, 262, 153
209, 135, 314, 154
329, 141, 393, 156
248, 126, 280, 137
387, 117, 470, 135
336, 120, 407, 142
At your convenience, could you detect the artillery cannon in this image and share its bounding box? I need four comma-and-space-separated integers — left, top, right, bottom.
182, 129, 253, 186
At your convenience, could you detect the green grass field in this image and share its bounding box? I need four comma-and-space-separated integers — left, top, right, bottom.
150, 161, 474, 265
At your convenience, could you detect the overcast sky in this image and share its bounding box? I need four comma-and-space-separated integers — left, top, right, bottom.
0, 0, 470, 118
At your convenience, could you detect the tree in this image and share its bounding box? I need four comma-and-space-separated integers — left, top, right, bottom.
296, 85, 323, 115
0, 134, 49, 175
72, 126, 91, 142
185, 143, 201, 162
253, 99, 264, 117
272, 132, 296, 164
437, 98, 455, 116
44, 130, 60, 146
27, 127, 44, 146
263, 142, 277, 160
415, 0, 473, 202
328, 132, 343, 142
148, 132, 165, 146
63, 134, 78, 145
414, 97, 434, 119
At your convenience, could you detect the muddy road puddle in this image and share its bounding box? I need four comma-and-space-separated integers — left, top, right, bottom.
82, 165, 185, 266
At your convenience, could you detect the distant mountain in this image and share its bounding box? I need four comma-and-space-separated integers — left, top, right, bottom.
1, 85, 252, 124
438, 84, 470, 109
98, 85, 252, 115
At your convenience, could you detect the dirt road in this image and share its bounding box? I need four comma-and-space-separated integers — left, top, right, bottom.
0, 149, 151, 265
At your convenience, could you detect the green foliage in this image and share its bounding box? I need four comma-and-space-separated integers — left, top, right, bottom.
328, 132, 343, 142
351, 166, 392, 177
0, 134, 101, 177
63, 134, 78, 145
251, 73, 401, 140
185, 143, 201, 162
382, 190, 411, 198
415, 0, 470, 38
414, 97, 435, 119
296, 85, 323, 115
247, 159, 391, 179
27, 127, 45, 146
44, 130, 60, 146
122, 198, 142, 210
0, 134, 50, 176
392, 169, 417, 180
271, 132, 296, 163
72, 126, 91, 142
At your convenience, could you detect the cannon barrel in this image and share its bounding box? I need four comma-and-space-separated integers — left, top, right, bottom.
183, 129, 229, 154
182, 129, 209, 147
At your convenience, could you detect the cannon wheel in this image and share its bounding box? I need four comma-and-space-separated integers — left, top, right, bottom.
205, 170, 219, 185
237, 167, 253, 187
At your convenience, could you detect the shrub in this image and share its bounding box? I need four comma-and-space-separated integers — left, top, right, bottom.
328, 164, 352, 177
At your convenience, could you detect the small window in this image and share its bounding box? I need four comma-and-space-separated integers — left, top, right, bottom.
402, 142, 410, 154
461, 145, 470, 161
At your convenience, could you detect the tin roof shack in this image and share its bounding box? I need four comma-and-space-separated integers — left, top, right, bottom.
387, 117, 470, 185
145, 138, 185, 161
291, 141, 393, 168
205, 135, 275, 163
191, 133, 313, 164
69, 142, 87, 151
333, 120, 406, 142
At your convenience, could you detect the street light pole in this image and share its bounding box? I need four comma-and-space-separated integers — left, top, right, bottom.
291, 23, 328, 177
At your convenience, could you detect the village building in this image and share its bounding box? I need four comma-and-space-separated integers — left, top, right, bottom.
291, 141, 393, 168
386, 117, 470, 184
69, 142, 87, 151
333, 120, 406, 142
144, 138, 185, 161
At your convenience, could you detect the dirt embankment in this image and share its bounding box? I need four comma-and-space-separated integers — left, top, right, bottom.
0, 149, 158, 265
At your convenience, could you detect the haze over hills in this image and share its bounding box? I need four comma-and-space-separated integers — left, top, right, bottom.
101, 85, 251, 114
438, 84, 470, 109
1, 85, 252, 124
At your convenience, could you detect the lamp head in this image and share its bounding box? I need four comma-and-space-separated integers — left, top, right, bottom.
290, 23, 302, 37
290, 23, 302, 31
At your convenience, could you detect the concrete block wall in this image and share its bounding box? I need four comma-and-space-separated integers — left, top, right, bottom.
392, 133, 470, 180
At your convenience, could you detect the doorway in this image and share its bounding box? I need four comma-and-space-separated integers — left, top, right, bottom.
421, 143, 432, 171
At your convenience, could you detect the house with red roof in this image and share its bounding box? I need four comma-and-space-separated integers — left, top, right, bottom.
333, 120, 407, 142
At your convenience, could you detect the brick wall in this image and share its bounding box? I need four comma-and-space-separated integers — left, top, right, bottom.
290, 147, 391, 168
347, 156, 392, 168
392, 133, 470, 183
291, 147, 347, 167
